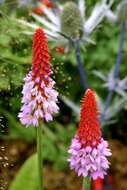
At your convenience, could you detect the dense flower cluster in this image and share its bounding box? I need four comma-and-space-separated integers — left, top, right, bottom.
18, 28, 59, 126
68, 89, 111, 180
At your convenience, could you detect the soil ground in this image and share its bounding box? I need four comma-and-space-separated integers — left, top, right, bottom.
0, 139, 127, 190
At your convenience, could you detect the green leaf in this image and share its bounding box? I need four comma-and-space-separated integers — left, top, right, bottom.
9, 154, 38, 190
60, 95, 80, 117
0, 75, 10, 90
0, 65, 10, 91
42, 135, 58, 161
1, 110, 36, 142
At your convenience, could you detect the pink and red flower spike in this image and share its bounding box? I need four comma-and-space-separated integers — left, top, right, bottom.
68, 89, 111, 180
18, 28, 59, 127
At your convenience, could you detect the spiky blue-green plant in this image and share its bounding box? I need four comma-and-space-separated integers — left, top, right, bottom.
60, 2, 84, 40
117, 0, 127, 22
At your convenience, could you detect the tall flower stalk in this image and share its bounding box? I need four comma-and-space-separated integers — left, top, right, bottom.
82, 177, 91, 190
37, 121, 43, 190
101, 22, 126, 123
74, 40, 88, 90
68, 89, 112, 190
18, 28, 59, 190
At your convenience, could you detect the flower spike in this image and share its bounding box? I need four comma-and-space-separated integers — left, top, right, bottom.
18, 28, 59, 127
68, 89, 111, 180
78, 89, 102, 147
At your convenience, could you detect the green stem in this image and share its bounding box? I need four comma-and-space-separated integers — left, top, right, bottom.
82, 177, 91, 190
37, 122, 43, 190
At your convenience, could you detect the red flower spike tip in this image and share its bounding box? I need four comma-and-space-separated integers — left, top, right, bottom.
78, 89, 102, 147
32, 28, 51, 84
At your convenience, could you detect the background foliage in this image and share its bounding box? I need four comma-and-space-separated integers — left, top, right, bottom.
0, 0, 127, 189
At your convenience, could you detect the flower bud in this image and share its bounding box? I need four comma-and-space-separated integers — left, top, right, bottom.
60, 2, 84, 40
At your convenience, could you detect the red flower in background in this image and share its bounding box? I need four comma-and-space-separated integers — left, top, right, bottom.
39, 0, 54, 8
33, 0, 54, 14
93, 178, 104, 190
92, 175, 113, 190
55, 47, 65, 54
33, 7, 43, 14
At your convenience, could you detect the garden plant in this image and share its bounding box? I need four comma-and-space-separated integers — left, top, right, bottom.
0, 0, 127, 190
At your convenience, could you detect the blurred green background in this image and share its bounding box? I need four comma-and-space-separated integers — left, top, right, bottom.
0, 1, 127, 190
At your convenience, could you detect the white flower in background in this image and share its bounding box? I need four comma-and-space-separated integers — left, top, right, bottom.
18, 0, 113, 47
93, 68, 127, 97
105, 0, 127, 23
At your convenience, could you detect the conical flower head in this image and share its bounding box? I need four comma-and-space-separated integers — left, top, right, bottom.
32, 28, 51, 80
78, 89, 102, 147
60, 1, 84, 40
68, 89, 111, 180
18, 28, 59, 126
